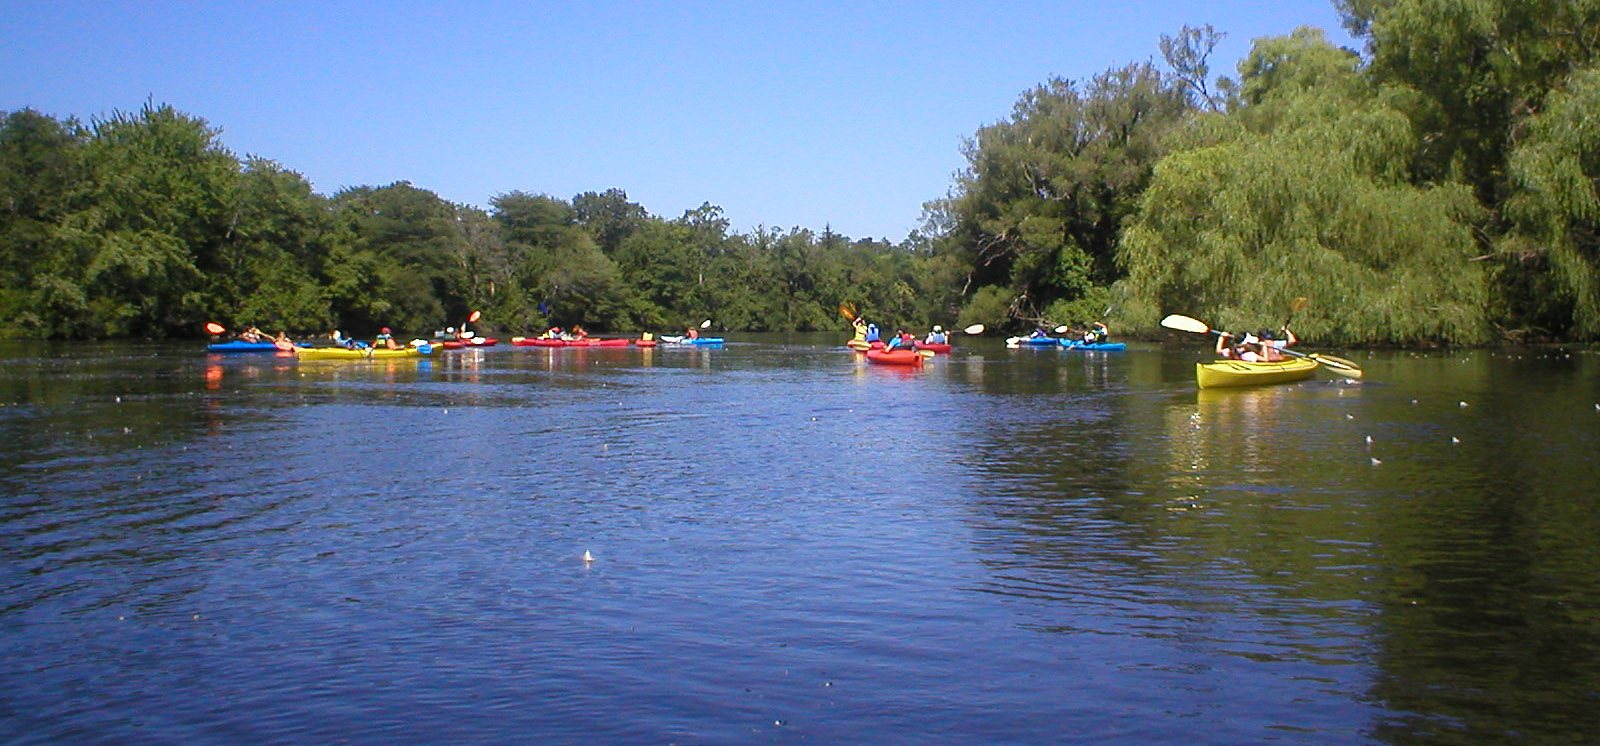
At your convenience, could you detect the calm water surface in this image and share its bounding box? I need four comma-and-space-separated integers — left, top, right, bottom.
1, 335, 1597, 744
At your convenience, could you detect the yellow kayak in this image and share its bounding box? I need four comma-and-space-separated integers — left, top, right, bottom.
1195, 357, 1318, 389
295, 345, 434, 360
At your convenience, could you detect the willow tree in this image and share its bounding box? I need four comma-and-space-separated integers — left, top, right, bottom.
1503, 69, 1600, 340
1118, 28, 1491, 346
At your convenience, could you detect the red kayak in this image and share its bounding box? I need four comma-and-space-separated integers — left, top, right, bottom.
442, 337, 499, 349
511, 337, 565, 347
865, 349, 924, 366
563, 338, 631, 347
914, 342, 952, 354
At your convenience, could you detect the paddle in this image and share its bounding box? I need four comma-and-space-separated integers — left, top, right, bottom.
1159, 314, 1363, 378
701, 319, 712, 328
961, 324, 985, 335
204, 322, 226, 335
838, 302, 857, 320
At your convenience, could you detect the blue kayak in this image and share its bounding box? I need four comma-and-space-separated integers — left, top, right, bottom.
207, 341, 294, 353
662, 336, 724, 345
1010, 336, 1063, 347
1060, 340, 1126, 351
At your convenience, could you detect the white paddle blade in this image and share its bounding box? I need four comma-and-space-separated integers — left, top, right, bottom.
962, 324, 985, 335
700, 319, 712, 328
1053, 325, 1071, 333
1159, 314, 1211, 334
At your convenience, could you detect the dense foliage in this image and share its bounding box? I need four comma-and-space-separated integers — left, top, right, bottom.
4, 2, 1599, 344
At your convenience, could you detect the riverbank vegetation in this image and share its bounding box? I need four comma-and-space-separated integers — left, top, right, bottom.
3, 0, 1596, 344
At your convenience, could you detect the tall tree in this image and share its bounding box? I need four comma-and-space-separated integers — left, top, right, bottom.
938, 62, 1192, 329
1503, 68, 1600, 339
0, 109, 88, 337
77, 102, 240, 337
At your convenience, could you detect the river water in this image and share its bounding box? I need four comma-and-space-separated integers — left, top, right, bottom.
1, 335, 1596, 744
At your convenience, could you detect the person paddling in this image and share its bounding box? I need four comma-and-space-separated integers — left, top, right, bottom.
885, 329, 917, 352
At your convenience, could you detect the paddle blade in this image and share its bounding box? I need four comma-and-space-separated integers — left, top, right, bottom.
1310, 354, 1364, 378
837, 302, 856, 320
917, 349, 937, 358
962, 324, 985, 335
1290, 297, 1309, 314
1053, 325, 1071, 333
1159, 314, 1211, 334
700, 319, 712, 328
204, 322, 225, 335
468, 310, 482, 323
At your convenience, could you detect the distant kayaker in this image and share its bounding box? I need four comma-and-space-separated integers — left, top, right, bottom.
852, 317, 869, 343
1082, 321, 1109, 345
375, 327, 398, 349
686, 326, 700, 340
885, 329, 917, 351
240, 326, 264, 343
924, 326, 948, 345
865, 323, 881, 343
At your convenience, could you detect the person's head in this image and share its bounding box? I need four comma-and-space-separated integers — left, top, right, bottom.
933, 325, 942, 332
381, 327, 391, 334
1258, 328, 1273, 340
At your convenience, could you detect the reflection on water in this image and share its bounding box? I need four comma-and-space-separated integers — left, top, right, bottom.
0, 339, 1597, 744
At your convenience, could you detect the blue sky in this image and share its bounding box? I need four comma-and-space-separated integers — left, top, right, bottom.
3, 1, 1357, 241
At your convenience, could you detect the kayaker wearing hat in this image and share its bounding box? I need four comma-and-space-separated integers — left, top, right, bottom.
924, 325, 948, 345
375, 327, 398, 349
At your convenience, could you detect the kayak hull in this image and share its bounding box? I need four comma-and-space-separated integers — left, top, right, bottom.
207, 341, 292, 353
441, 338, 499, 349
865, 349, 923, 366
663, 337, 724, 345
914, 342, 953, 354
295, 346, 434, 360
1061, 341, 1126, 351
1195, 358, 1318, 388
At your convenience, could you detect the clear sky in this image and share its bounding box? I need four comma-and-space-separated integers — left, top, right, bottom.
3, 1, 1357, 241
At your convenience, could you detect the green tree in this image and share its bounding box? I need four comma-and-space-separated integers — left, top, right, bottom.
493, 191, 646, 330
1503, 68, 1600, 339
0, 109, 89, 337
1118, 31, 1490, 345
937, 62, 1193, 330
76, 102, 240, 337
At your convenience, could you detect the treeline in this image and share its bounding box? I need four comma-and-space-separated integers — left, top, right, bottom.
0, 103, 961, 339
4, 0, 1599, 344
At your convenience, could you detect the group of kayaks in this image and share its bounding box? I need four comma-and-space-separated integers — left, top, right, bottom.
210, 315, 1362, 389
208, 332, 723, 359
507, 335, 724, 348
1006, 335, 1128, 352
